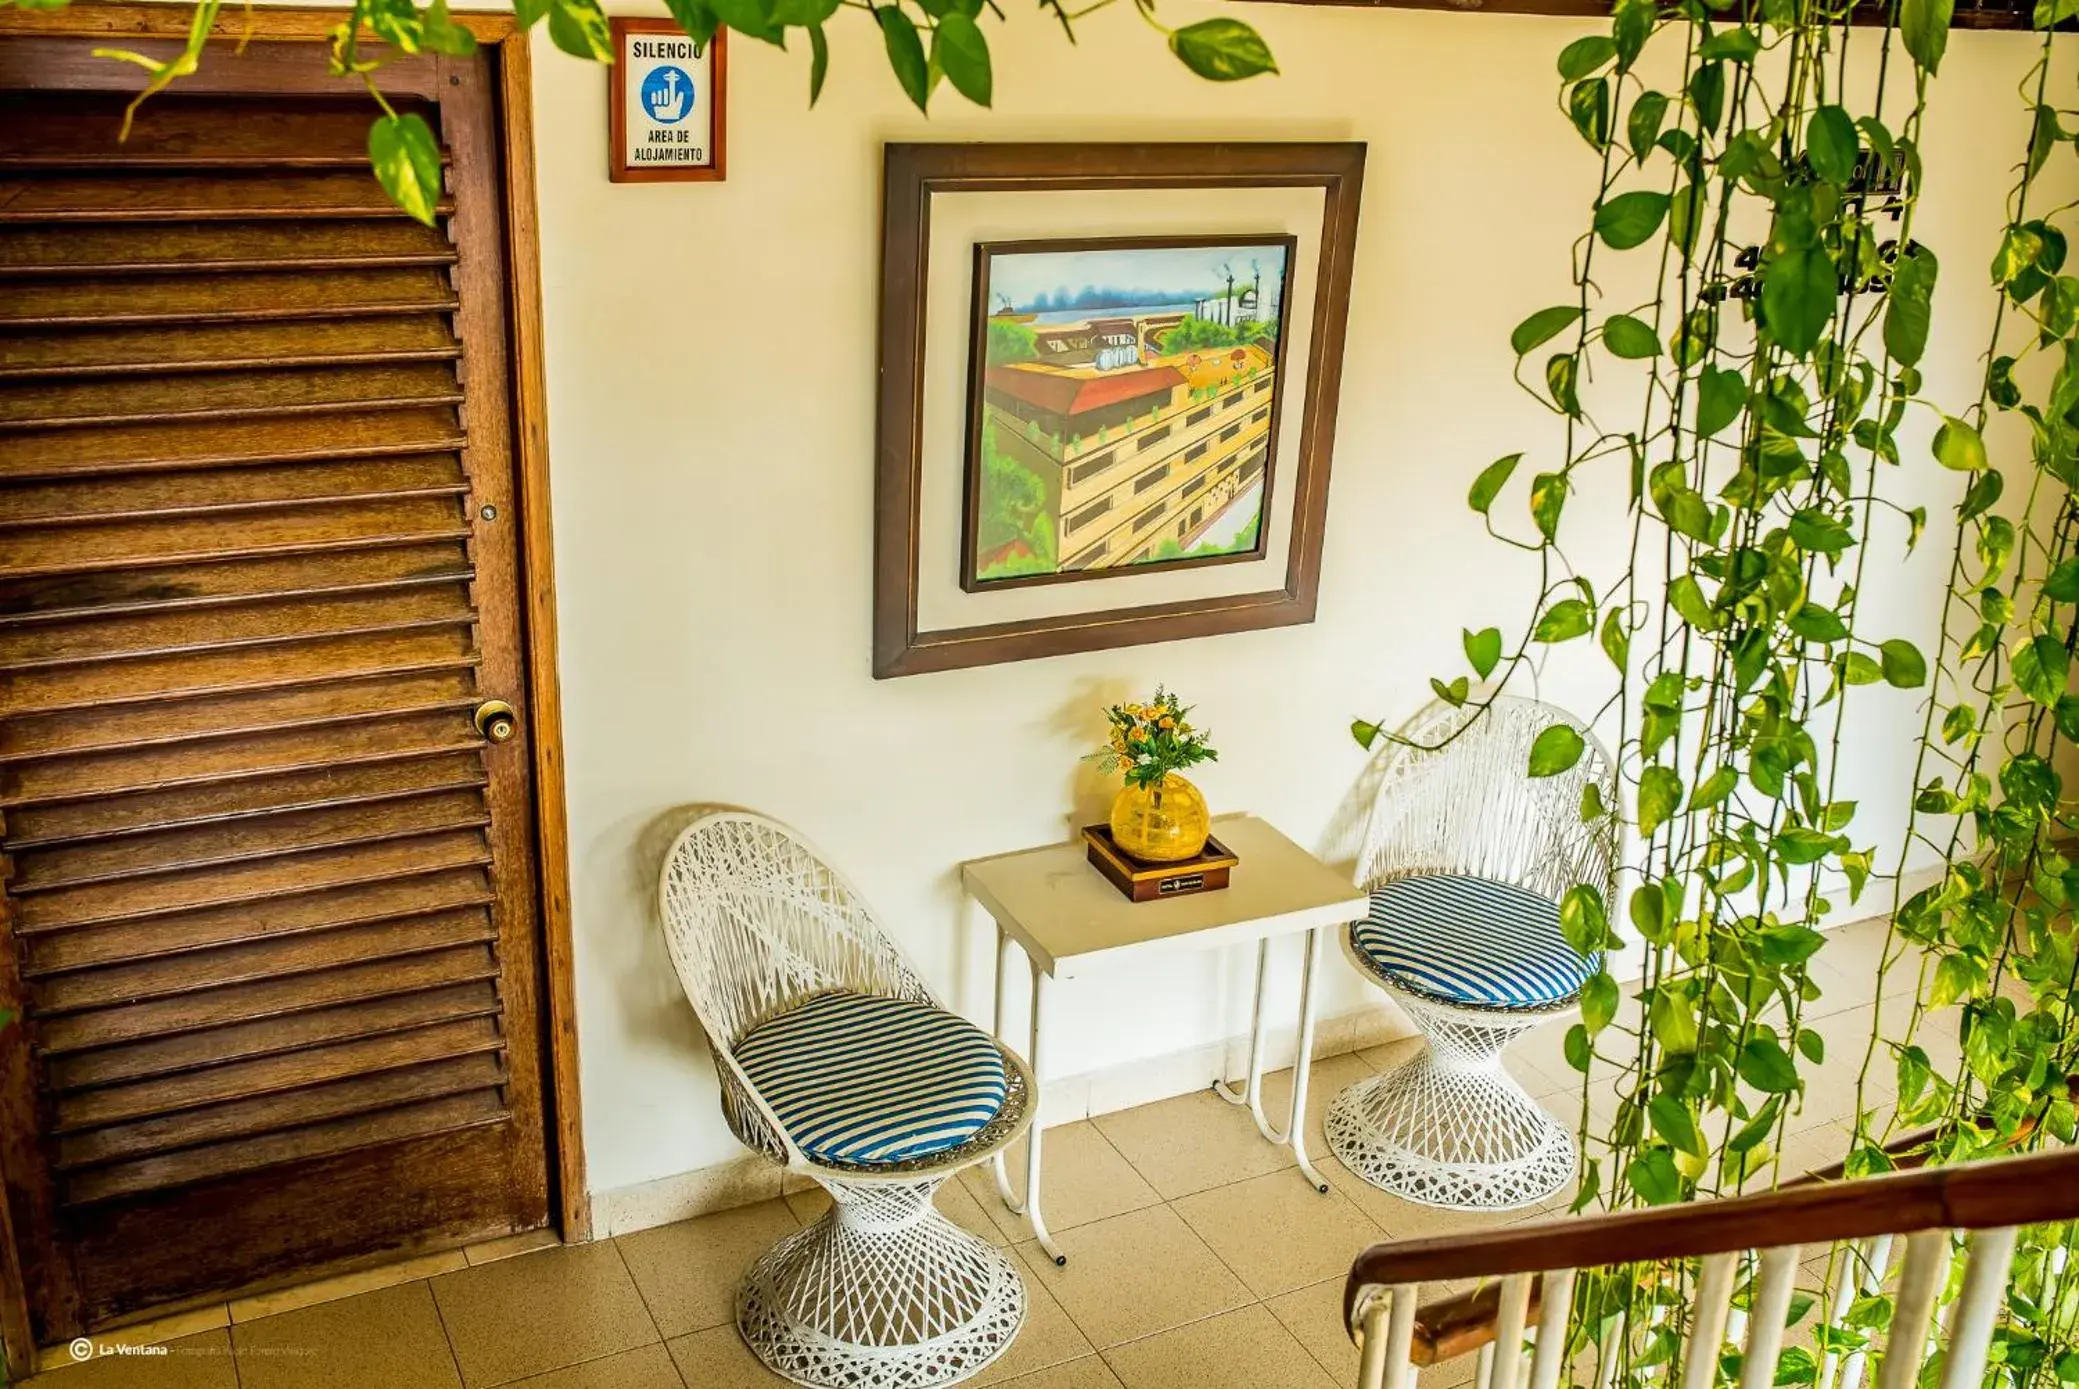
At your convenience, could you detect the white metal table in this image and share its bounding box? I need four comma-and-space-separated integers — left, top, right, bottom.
959, 814, 1369, 1265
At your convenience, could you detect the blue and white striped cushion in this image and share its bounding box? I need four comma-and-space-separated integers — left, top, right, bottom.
1351, 874, 1596, 1009
734, 991, 1009, 1166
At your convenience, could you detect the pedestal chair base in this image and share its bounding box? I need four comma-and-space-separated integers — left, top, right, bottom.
1326, 994, 1577, 1212
737, 1175, 1026, 1389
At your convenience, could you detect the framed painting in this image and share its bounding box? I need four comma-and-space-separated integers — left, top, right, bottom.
873, 142, 1366, 678
961, 234, 1298, 592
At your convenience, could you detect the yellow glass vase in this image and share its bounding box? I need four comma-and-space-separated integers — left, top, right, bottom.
1108, 773, 1210, 863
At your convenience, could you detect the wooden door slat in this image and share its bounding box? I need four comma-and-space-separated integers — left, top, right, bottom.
3, 729, 484, 831
0, 171, 454, 223
54, 1015, 505, 1135
46, 980, 503, 1095
0, 628, 479, 721
23, 865, 494, 978
0, 586, 476, 672
0, 541, 471, 628
0, 495, 470, 581
18, 829, 494, 934
62, 1090, 511, 1208
31, 906, 496, 1014
0, 266, 458, 329
0, 408, 464, 482
0, 220, 456, 277
13, 787, 493, 894
0, 362, 465, 431
38, 944, 500, 1054
0, 667, 479, 764
0, 317, 462, 380
0, 456, 467, 531
57, 1052, 506, 1172
0, 95, 442, 170
0, 93, 434, 168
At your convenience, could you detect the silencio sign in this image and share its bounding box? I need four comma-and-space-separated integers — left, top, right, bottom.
609, 17, 727, 183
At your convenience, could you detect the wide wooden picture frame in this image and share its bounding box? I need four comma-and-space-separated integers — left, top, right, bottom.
873, 142, 1366, 679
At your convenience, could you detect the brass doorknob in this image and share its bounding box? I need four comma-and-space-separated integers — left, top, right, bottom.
475, 700, 519, 744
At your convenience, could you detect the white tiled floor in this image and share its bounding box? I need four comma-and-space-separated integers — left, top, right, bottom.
28, 917, 1924, 1389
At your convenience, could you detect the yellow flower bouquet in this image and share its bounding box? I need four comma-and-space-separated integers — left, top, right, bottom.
1092, 687, 1218, 862
1092, 686, 1218, 790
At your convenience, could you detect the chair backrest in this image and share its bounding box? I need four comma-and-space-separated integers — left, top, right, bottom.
659, 810, 937, 1050
657, 811, 939, 1161
1354, 695, 1618, 905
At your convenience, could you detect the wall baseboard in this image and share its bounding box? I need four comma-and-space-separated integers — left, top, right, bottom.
588, 999, 1419, 1238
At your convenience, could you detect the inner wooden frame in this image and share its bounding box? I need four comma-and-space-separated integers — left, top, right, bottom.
957, 231, 1299, 594
0, 6, 587, 1376
874, 142, 1366, 679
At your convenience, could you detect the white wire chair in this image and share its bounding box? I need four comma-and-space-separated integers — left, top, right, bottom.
1326, 696, 1618, 1211
658, 810, 1035, 1389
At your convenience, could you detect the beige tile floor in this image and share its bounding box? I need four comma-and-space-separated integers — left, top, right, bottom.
28, 917, 1930, 1389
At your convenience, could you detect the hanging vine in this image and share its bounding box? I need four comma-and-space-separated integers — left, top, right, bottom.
4, 0, 1276, 222
1835, 20, 2079, 1384
1855, 27, 2079, 1179
1356, 0, 1945, 1216
1353, 0, 2079, 1378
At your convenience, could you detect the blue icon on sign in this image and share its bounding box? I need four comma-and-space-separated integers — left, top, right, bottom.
641, 65, 695, 124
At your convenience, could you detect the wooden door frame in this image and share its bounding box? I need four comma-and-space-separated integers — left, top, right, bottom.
0, 6, 588, 1373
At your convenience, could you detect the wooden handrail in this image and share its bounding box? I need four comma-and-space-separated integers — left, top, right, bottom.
1398, 1129, 1920, 1364
1410, 1278, 1544, 1366
1345, 1146, 2079, 1338
1391, 1074, 2079, 1364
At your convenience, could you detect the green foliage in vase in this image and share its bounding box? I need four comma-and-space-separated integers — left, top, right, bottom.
1093, 686, 1217, 790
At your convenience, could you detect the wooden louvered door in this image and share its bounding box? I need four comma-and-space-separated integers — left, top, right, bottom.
0, 37, 555, 1345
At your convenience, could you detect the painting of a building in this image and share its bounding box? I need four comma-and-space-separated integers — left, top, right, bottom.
963, 237, 1294, 589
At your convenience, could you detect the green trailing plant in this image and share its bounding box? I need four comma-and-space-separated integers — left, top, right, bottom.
1359, 0, 1949, 1215
8, 0, 1274, 225
1350, 0, 2079, 1379
1858, 26, 2079, 1182
1836, 21, 2079, 1384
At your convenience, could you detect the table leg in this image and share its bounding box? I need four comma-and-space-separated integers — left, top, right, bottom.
1024, 961, 1066, 1265
1213, 938, 1271, 1113
1288, 925, 1331, 1193
990, 927, 1027, 1217
1212, 930, 1332, 1194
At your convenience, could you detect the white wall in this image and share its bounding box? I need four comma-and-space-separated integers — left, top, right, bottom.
524, 6, 2054, 1200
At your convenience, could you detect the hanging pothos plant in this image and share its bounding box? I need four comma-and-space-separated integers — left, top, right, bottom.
1351, 0, 2079, 1377
1, 0, 1275, 223
1358, 0, 1955, 1214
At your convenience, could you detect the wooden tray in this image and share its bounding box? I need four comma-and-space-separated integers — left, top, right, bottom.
1081, 825, 1239, 903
